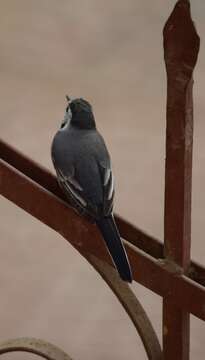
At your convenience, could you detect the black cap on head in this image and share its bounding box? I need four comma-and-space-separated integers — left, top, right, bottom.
67, 97, 96, 130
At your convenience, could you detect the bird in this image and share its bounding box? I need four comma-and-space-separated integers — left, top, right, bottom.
51, 96, 132, 282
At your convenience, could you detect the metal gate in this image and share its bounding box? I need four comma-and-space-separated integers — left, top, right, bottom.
0, 1, 204, 359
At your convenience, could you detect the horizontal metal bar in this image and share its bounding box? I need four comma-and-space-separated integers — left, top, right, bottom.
1, 139, 204, 288
0, 157, 205, 320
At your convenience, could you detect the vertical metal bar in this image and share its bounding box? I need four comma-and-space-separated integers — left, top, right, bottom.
163, 1, 200, 359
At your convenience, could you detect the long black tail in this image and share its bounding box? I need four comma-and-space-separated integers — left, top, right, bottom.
96, 215, 132, 282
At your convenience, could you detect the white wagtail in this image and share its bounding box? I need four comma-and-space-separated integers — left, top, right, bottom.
51, 96, 132, 282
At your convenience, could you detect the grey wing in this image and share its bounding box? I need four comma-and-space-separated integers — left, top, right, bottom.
52, 156, 101, 218
55, 167, 87, 209
51, 135, 88, 213
99, 162, 115, 216
91, 130, 115, 214
53, 159, 114, 218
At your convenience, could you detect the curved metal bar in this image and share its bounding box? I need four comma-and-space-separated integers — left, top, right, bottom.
0, 338, 73, 360
85, 253, 162, 360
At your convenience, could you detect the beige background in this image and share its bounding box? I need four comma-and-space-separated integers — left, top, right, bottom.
0, 0, 205, 359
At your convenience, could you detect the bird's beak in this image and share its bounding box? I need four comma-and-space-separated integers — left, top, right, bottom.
60, 120, 66, 128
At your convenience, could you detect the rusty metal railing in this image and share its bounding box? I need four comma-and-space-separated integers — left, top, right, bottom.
0, 1, 204, 359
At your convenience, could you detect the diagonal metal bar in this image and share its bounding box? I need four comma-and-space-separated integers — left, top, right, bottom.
163, 1, 200, 359
0, 144, 163, 359
1, 157, 205, 321
1, 138, 205, 287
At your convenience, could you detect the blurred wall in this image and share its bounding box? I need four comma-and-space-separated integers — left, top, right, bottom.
0, 1, 205, 359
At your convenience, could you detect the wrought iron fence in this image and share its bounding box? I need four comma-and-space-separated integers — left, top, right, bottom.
0, 1, 204, 359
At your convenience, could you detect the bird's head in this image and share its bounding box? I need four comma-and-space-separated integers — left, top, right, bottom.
60, 96, 96, 130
